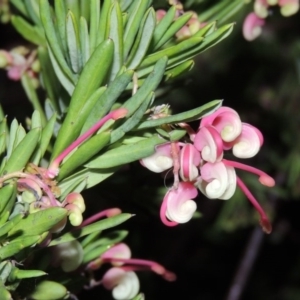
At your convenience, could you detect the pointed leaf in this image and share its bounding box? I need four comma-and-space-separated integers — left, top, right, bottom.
54, 0, 68, 55
8, 267, 47, 280
85, 134, 168, 168
136, 99, 222, 129
126, 8, 156, 69
52, 39, 114, 159
79, 16, 90, 65
89, 0, 101, 53
29, 281, 68, 300
49, 213, 132, 246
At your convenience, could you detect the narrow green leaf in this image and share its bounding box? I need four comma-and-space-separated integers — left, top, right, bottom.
154, 12, 193, 51
126, 8, 156, 69
38, 47, 61, 112
54, 0, 68, 55
85, 134, 168, 168
0, 236, 40, 260
111, 92, 154, 143
47, 45, 75, 95
30, 281, 68, 300
3, 127, 41, 174
6, 119, 18, 159
150, 6, 176, 50
165, 60, 194, 80
121, 57, 167, 118
89, 0, 101, 52
0, 283, 11, 300
139, 37, 203, 69
107, 1, 124, 81
31, 110, 42, 129
8, 207, 67, 237
0, 214, 24, 240
81, 69, 133, 134
24, 0, 42, 26
0, 183, 16, 216
66, 10, 81, 73
97, 0, 113, 44
14, 125, 26, 148
49, 213, 132, 246
83, 245, 110, 263
58, 131, 111, 180
10, 0, 27, 16
79, 16, 90, 65
136, 100, 222, 130
11, 16, 45, 46
52, 39, 114, 159
193, 21, 216, 38
167, 23, 234, 66
21, 73, 47, 126
8, 267, 47, 280
0, 133, 6, 157
123, 0, 150, 59
120, 0, 132, 11
66, 0, 80, 21
80, 1, 90, 22
39, 0, 75, 82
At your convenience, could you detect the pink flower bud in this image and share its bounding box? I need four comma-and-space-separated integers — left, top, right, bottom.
64, 192, 85, 213
197, 161, 236, 200
101, 243, 131, 267
160, 182, 198, 226
200, 107, 243, 142
194, 126, 223, 163
243, 13, 265, 41
102, 268, 140, 300
140, 143, 173, 173
254, 0, 269, 18
231, 123, 264, 158
278, 0, 299, 16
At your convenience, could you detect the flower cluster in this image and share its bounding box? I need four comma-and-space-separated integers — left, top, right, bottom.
0, 47, 40, 85
141, 106, 275, 233
243, 0, 299, 41
86, 243, 176, 300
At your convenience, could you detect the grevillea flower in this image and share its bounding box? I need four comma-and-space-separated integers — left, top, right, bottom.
278, 0, 299, 16
243, 13, 266, 41
140, 143, 173, 173
102, 268, 140, 300
197, 161, 237, 200
179, 144, 201, 181
160, 182, 198, 226
254, 0, 269, 18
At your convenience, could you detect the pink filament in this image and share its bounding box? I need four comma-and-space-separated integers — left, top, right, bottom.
78, 208, 122, 228
223, 159, 275, 187
237, 177, 272, 234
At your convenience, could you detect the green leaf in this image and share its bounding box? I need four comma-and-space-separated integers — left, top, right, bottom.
24, 0, 42, 26
8, 267, 47, 280
165, 60, 194, 80
123, 0, 150, 59
126, 8, 156, 69
52, 39, 114, 159
0, 236, 40, 260
31, 110, 42, 130
150, 5, 176, 50
30, 281, 68, 300
139, 36, 203, 69
58, 131, 111, 180
136, 99, 222, 130
0, 183, 17, 217
0, 283, 11, 300
85, 134, 168, 168
49, 213, 132, 246
11, 16, 45, 46
89, 0, 100, 52
154, 12, 193, 51
14, 125, 26, 148
79, 16, 90, 65
97, 0, 113, 44
81, 69, 133, 133
8, 207, 67, 237
39, 0, 76, 82
3, 127, 41, 174
21, 73, 47, 126
6, 119, 18, 159
122, 57, 167, 118
10, 0, 27, 16
106, 1, 124, 81
0, 214, 24, 240
54, 0, 68, 55
66, 10, 82, 73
